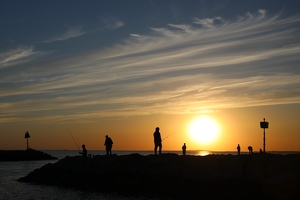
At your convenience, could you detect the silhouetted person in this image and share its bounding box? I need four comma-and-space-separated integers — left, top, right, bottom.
248, 146, 253, 154
79, 144, 87, 157
104, 135, 113, 155
79, 144, 87, 170
153, 127, 162, 155
237, 144, 241, 155
182, 143, 187, 155
260, 149, 263, 153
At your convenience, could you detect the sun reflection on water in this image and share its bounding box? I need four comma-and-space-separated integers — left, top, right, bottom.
197, 150, 210, 156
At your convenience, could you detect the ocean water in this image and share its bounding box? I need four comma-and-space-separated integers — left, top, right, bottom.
1, 150, 298, 200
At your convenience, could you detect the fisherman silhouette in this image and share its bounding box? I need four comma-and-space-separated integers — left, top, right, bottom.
153, 127, 162, 155
237, 144, 241, 155
248, 146, 253, 154
79, 144, 87, 170
80, 144, 87, 157
182, 143, 187, 155
104, 135, 113, 155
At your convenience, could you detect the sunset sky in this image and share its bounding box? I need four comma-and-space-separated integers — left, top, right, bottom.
1, 0, 300, 152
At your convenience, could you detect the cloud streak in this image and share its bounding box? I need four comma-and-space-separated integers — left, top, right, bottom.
0, 47, 41, 69
42, 26, 86, 43
1, 9, 300, 123
101, 18, 125, 30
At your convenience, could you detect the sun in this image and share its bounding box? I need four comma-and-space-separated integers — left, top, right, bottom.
188, 116, 220, 145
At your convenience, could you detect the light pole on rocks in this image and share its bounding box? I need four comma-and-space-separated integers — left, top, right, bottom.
260, 118, 269, 153
24, 131, 30, 150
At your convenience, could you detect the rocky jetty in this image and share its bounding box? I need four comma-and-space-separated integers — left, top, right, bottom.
18, 153, 300, 199
0, 149, 57, 161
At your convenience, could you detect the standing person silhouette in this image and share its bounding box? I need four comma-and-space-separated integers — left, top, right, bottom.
104, 135, 113, 155
237, 144, 241, 155
79, 144, 87, 170
80, 144, 87, 157
153, 127, 162, 155
182, 143, 187, 155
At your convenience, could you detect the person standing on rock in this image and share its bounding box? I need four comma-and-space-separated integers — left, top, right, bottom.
182, 143, 187, 155
104, 135, 113, 155
153, 127, 162, 155
80, 144, 87, 157
237, 144, 241, 155
79, 144, 87, 170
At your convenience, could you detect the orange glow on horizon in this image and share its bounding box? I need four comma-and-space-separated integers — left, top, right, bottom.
1, 104, 300, 152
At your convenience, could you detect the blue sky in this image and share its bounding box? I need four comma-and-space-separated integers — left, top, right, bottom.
1, 0, 300, 125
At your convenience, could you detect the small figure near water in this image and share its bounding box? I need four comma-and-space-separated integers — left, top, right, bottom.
104, 135, 113, 155
237, 144, 241, 155
248, 146, 253, 154
182, 143, 187, 155
153, 127, 162, 155
80, 144, 87, 170
260, 149, 263, 153
79, 144, 87, 157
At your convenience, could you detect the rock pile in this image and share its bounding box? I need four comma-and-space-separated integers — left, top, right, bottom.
18, 153, 300, 199
0, 149, 57, 161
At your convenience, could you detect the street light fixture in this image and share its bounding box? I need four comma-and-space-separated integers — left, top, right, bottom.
260, 118, 269, 153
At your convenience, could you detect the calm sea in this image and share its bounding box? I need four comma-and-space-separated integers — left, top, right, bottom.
1, 150, 298, 200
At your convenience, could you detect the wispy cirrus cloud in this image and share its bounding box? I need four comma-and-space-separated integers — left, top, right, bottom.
130, 34, 141, 38
42, 26, 86, 43
193, 16, 224, 28
0, 47, 41, 69
1, 9, 300, 123
41, 18, 124, 44
101, 17, 125, 30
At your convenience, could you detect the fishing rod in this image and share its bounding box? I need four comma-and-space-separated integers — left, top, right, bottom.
68, 128, 80, 151
77, 134, 80, 150
162, 131, 177, 141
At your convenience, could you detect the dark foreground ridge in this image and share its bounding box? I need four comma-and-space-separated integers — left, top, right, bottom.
0, 149, 57, 161
19, 153, 300, 200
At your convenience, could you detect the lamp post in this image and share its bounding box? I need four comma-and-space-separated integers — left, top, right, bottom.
260, 118, 269, 153
24, 131, 30, 150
